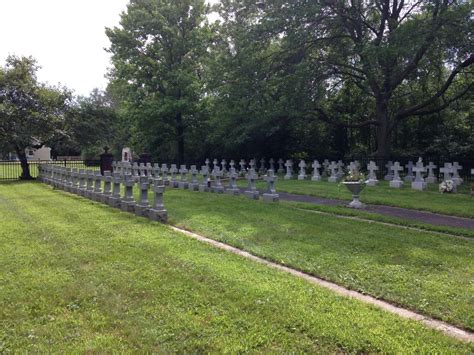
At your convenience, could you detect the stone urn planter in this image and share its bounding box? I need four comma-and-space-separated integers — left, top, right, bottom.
343, 181, 366, 208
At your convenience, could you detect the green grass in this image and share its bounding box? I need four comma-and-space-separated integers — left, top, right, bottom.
284, 201, 474, 238
237, 178, 474, 218
1, 183, 472, 352
161, 188, 474, 330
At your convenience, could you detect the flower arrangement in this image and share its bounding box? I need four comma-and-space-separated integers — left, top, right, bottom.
343, 168, 366, 183
439, 180, 455, 193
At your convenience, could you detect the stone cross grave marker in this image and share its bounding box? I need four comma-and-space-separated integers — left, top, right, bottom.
170, 164, 179, 188
135, 176, 151, 217
244, 168, 259, 199
366, 161, 379, 186
404, 161, 415, 182
100, 171, 112, 203
384, 161, 394, 181
284, 160, 293, 180
178, 165, 189, 189
212, 166, 224, 193
199, 166, 210, 192
336, 161, 345, 179
108, 172, 122, 208
277, 158, 284, 174
149, 179, 167, 222
298, 160, 307, 180
269, 158, 275, 171
389, 162, 404, 188
425, 162, 437, 184
311, 160, 321, 181
225, 167, 240, 195
120, 174, 136, 212
239, 159, 246, 176
411, 159, 427, 191
221, 159, 227, 176
451, 162, 463, 186
161, 164, 169, 186
328, 161, 339, 183
263, 169, 279, 202
189, 165, 199, 191
259, 158, 266, 174
439, 163, 452, 182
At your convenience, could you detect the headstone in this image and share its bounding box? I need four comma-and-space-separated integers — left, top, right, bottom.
100, 171, 113, 203
199, 166, 210, 192
161, 164, 169, 186
178, 165, 189, 189
213, 159, 219, 171
135, 176, 151, 217
411, 158, 427, 191
108, 172, 122, 208
139, 163, 147, 177
120, 174, 136, 212
205, 158, 210, 170
284, 160, 293, 180
229, 160, 235, 171
366, 161, 379, 186
404, 161, 415, 182
70, 168, 79, 193
440, 163, 453, 182
170, 164, 179, 188
389, 162, 404, 188
328, 161, 339, 183
225, 167, 240, 195
451, 162, 463, 186
64, 168, 73, 192
239, 159, 246, 176
425, 162, 437, 184
212, 167, 224, 193
151, 163, 161, 182
121, 147, 132, 162
348, 162, 358, 175
78, 169, 87, 196
148, 179, 167, 222
269, 158, 275, 171
277, 158, 284, 174
259, 158, 266, 174
189, 165, 199, 191
298, 160, 307, 180
221, 159, 227, 176
85, 170, 95, 198
384, 161, 394, 181
323, 159, 330, 177
132, 163, 140, 182
311, 160, 321, 181
244, 169, 259, 199
336, 161, 345, 179
263, 169, 279, 202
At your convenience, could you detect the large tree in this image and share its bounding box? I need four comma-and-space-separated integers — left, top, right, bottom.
106, 0, 211, 163
247, 0, 473, 156
0, 56, 70, 179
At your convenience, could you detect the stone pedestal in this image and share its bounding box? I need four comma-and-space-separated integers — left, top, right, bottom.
244, 190, 259, 199
148, 209, 167, 222
225, 188, 240, 195
411, 181, 427, 191
389, 180, 403, 188
384, 174, 393, 181
426, 176, 437, 184
404, 176, 414, 182
343, 182, 365, 209
311, 175, 321, 182
328, 176, 339, 183
212, 185, 224, 193
366, 179, 378, 187
178, 182, 189, 189
120, 200, 135, 213
189, 183, 199, 191
298, 175, 306, 180
135, 204, 150, 217
108, 195, 121, 208
263, 193, 279, 202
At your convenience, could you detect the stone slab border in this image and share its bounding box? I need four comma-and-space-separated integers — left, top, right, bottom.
169, 225, 474, 343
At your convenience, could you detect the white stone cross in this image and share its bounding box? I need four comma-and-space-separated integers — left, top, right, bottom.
439, 163, 452, 182
412, 161, 426, 182
298, 160, 306, 180
367, 161, 379, 180
391, 162, 404, 181
328, 161, 338, 177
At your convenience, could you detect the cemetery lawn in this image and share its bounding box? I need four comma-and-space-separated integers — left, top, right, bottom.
237, 179, 474, 218
1, 184, 472, 352
163, 189, 474, 331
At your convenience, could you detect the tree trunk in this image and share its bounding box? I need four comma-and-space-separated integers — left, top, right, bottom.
16, 148, 33, 180
375, 99, 391, 158
176, 112, 185, 165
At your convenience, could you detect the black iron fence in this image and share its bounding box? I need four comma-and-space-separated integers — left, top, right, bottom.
0, 160, 100, 181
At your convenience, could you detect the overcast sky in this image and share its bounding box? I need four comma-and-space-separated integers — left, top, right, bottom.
1, 0, 218, 97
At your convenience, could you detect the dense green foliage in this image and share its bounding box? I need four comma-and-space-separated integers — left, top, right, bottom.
0, 56, 70, 178
1, 182, 473, 352
104, 0, 473, 162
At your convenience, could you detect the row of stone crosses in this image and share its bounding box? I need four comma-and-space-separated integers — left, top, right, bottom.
116, 157, 467, 192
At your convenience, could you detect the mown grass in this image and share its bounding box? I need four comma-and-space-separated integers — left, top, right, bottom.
284, 201, 474, 238
1, 183, 472, 352
160, 188, 474, 331
236, 178, 474, 218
